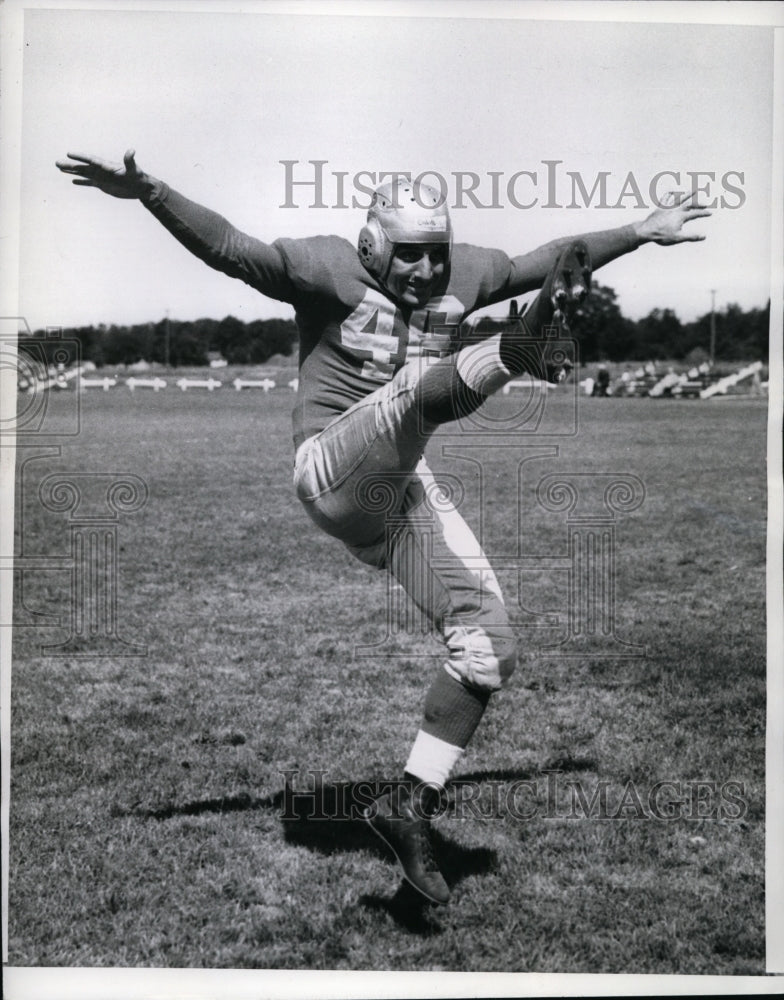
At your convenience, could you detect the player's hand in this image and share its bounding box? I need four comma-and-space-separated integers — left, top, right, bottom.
635, 191, 712, 245
55, 149, 153, 199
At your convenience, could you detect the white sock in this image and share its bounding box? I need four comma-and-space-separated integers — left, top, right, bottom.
456, 331, 511, 396
405, 729, 464, 787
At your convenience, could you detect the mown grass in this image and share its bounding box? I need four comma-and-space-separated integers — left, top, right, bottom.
9, 384, 767, 972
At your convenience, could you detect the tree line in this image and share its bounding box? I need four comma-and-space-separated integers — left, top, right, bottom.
496, 286, 768, 365
577, 286, 769, 363
22, 289, 769, 369
23, 315, 299, 368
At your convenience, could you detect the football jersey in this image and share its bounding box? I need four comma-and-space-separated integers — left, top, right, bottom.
143, 182, 640, 446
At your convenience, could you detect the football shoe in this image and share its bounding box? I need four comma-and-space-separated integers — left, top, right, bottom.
364, 787, 450, 905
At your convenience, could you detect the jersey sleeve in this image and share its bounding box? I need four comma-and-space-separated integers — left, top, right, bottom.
449, 244, 516, 311
485, 224, 641, 304
141, 181, 298, 303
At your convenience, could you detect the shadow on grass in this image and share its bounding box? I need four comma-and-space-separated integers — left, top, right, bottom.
276, 783, 497, 934
359, 882, 445, 936
128, 790, 266, 820
124, 767, 581, 822
130, 779, 499, 934
449, 758, 597, 783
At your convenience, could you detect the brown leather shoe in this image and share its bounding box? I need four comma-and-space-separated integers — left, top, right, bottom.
364, 788, 450, 905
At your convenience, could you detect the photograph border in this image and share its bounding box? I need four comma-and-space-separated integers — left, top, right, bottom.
1, 1, 782, 996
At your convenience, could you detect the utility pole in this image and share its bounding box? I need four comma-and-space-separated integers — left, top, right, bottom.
709, 289, 716, 364
164, 309, 171, 369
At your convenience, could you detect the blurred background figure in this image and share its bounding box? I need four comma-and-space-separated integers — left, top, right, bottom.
592, 363, 611, 397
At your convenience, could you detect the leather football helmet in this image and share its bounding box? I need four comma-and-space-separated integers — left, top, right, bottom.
357, 178, 452, 284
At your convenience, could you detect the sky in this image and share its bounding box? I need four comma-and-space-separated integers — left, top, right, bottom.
10, 4, 781, 331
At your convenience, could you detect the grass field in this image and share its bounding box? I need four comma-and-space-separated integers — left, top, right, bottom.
8, 383, 767, 973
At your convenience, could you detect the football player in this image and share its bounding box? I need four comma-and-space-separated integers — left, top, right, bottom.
56, 150, 710, 904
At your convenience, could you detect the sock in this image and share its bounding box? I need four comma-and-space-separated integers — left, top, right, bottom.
455, 331, 512, 397
415, 356, 488, 424
404, 730, 464, 788
404, 669, 491, 787
422, 668, 491, 746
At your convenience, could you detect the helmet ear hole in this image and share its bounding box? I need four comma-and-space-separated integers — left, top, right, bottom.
357, 219, 390, 281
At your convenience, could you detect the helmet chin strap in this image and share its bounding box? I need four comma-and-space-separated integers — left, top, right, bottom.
377, 247, 397, 288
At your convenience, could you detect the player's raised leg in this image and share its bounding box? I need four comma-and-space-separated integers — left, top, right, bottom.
414, 240, 592, 424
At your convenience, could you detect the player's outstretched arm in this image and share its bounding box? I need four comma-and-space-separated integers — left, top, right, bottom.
504, 190, 712, 298
56, 149, 292, 300
56, 149, 156, 199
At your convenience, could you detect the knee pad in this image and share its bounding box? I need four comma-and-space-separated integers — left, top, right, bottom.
443, 623, 518, 693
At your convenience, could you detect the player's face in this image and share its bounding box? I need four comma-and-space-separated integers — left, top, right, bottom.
386, 244, 447, 308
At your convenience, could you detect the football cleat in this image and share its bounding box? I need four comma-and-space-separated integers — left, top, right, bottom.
364, 787, 450, 905
548, 240, 592, 335
517, 239, 591, 383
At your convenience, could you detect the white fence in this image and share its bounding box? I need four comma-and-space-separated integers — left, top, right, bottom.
233, 377, 275, 392
20, 364, 767, 400
127, 376, 167, 391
